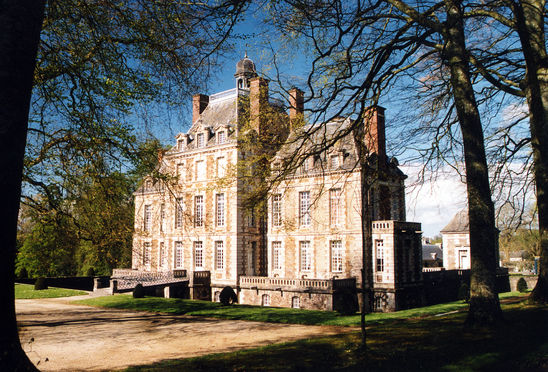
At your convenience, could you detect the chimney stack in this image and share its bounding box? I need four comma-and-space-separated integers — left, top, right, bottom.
249, 77, 269, 134
289, 87, 304, 129
363, 106, 386, 164
192, 94, 209, 124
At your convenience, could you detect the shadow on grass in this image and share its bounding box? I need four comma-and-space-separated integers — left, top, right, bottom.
123, 303, 548, 372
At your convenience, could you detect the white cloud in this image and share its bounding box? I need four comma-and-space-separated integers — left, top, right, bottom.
401, 164, 467, 237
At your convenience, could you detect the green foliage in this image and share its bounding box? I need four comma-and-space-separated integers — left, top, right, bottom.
458, 283, 470, 303
430, 235, 442, 245
517, 277, 528, 293
219, 286, 238, 305
34, 278, 48, 291
86, 267, 95, 277
16, 211, 78, 278
17, 267, 28, 279
15, 284, 86, 299
499, 228, 540, 270
133, 283, 145, 298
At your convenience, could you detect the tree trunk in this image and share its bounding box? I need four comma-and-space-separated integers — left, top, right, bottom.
513, 0, 548, 303
0, 1, 45, 370
353, 120, 374, 350
442, 0, 503, 325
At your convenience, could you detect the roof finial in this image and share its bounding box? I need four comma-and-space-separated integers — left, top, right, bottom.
244, 50, 248, 58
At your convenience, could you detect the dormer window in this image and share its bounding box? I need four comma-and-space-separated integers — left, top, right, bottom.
302, 158, 309, 173
217, 130, 226, 144
177, 139, 184, 151
330, 154, 340, 169
197, 133, 205, 148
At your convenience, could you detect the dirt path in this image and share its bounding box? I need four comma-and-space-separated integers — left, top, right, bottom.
16, 296, 353, 371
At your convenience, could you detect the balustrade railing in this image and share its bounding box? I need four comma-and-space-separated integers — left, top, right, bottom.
240, 276, 356, 291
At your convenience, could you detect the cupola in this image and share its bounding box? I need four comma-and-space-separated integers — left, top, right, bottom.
234, 52, 258, 89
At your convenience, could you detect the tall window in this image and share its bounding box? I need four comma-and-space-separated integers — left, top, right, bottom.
302, 158, 309, 173
195, 160, 205, 181
177, 138, 184, 150
215, 241, 224, 270
272, 194, 282, 227
300, 241, 312, 272
216, 156, 226, 177
330, 154, 340, 169
160, 203, 165, 232
177, 163, 185, 183
291, 296, 300, 309
197, 132, 205, 148
262, 294, 270, 306
247, 242, 256, 275
299, 191, 311, 226
174, 241, 183, 269
159, 242, 166, 268
194, 241, 204, 269
143, 242, 152, 269
195, 195, 204, 227
376, 240, 384, 272
175, 198, 184, 229
217, 131, 226, 144
272, 241, 282, 270
216, 193, 225, 227
144, 205, 152, 232
247, 208, 256, 227
329, 188, 341, 226
331, 240, 343, 272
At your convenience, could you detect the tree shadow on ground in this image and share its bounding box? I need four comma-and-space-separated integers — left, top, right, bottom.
123, 303, 548, 372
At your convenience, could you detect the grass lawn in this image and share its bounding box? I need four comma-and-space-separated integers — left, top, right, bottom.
120, 301, 548, 371
75, 291, 528, 327
15, 283, 87, 299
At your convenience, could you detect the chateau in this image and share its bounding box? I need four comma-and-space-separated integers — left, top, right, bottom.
127, 56, 423, 312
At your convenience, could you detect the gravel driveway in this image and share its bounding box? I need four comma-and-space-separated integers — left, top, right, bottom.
16, 295, 352, 371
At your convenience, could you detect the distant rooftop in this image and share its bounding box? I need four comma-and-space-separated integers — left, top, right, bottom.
441, 209, 469, 233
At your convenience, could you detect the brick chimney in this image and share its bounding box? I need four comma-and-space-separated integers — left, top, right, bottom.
363, 106, 386, 164
192, 94, 209, 124
249, 77, 269, 134
289, 87, 304, 129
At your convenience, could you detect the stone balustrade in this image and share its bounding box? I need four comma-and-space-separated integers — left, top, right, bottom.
422, 267, 445, 272
110, 269, 188, 291
240, 276, 356, 292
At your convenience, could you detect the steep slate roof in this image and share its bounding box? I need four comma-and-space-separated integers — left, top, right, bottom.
422, 244, 443, 261
189, 91, 240, 133
440, 209, 469, 233
275, 118, 406, 178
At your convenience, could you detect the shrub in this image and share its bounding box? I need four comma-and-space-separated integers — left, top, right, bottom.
133, 283, 145, 298
334, 289, 358, 315
458, 283, 470, 302
517, 277, 528, 293
86, 267, 95, 277
34, 277, 48, 290
18, 267, 28, 279
219, 286, 238, 305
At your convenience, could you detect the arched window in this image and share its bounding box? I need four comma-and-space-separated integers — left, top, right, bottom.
262, 294, 270, 306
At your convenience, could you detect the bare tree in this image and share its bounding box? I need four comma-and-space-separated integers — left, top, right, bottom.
263, 0, 503, 326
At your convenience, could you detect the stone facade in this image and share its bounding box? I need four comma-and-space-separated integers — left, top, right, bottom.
130, 55, 423, 312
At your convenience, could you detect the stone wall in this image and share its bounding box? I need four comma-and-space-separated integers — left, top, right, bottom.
239, 287, 334, 310
509, 275, 538, 292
